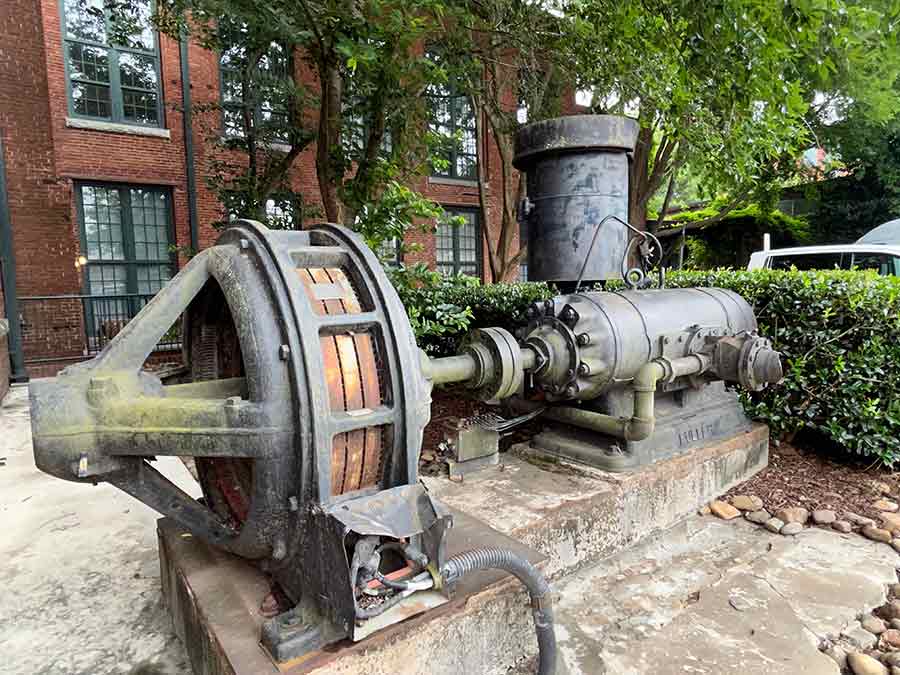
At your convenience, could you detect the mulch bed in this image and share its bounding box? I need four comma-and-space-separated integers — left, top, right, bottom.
725, 438, 900, 523
422, 391, 898, 525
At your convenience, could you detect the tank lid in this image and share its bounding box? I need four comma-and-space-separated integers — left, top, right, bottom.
513, 114, 640, 169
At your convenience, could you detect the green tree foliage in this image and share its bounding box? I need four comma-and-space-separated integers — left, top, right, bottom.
564, 0, 900, 230
155, 0, 456, 243
659, 203, 811, 268
434, 0, 568, 281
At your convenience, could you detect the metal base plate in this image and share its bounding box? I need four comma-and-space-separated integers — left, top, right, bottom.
531, 388, 752, 472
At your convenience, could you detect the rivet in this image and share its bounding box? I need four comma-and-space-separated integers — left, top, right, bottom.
577, 333, 590, 346
578, 362, 590, 376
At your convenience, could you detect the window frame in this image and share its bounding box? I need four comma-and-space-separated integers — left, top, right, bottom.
60, 0, 164, 127
436, 207, 482, 277
427, 76, 478, 181
218, 40, 292, 143
75, 181, 176, 298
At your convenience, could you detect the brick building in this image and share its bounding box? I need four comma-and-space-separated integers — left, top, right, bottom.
0, 0, 560, 382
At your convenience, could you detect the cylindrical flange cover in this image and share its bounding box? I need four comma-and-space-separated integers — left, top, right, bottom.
514, 115, 639, 284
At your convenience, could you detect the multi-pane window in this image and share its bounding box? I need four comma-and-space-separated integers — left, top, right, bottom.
62, 0, 161, 125
377, 237, 402, 267
436, 209, 480, 277
77, 184, 174, 347
220, 41, 290, 141
428, 81, 477, 180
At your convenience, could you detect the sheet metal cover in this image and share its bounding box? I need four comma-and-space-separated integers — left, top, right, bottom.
328, 484, 449, 538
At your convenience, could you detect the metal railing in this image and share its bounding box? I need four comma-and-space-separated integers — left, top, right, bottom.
17, 293, 182, 365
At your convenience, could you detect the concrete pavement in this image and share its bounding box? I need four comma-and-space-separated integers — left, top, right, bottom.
3, 382, 899, 674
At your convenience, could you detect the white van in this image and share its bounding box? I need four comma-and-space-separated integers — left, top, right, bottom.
747, 244, 900, 276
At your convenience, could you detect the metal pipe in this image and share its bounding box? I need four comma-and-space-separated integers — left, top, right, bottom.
0, 136, 26, 381
513, 354, 710, 442
425, 346, 538, 386
179, 31, 199, 254
426, 354, 479, 385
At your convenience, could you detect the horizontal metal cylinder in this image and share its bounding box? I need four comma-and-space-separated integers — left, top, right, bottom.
560, 287, 757, 396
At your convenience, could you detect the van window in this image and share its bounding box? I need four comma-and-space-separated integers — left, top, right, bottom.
849, 252, 900, 276
769, 252, 846, 271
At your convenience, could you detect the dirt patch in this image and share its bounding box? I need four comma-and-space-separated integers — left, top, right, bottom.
725, 439, 900, 523
418, 389, 542, 477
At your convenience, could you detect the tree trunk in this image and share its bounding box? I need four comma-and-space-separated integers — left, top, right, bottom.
316, 58, 343, 224
629, 125, 653, 229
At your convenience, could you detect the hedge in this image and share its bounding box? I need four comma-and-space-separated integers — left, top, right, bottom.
390, 265, 900, 465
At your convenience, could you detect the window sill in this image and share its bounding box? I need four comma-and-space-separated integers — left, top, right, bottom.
66, 117, 171, 140
428, 176, 480, 188
218, 136, 292, 153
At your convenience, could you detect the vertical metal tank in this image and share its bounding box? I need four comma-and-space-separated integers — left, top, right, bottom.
514, 115, 639, 286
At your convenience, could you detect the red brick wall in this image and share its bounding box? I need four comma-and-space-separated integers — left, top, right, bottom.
1, 1, 557, 378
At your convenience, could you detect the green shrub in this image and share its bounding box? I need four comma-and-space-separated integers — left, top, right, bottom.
390, 263, 900, 465
665, 268, 900, 465
386, 263, 552, 356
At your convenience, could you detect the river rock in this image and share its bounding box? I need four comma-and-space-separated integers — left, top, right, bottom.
847, 512, 878, 527
883, 629, 900, 648
833, 520, 854, 533
781, 522, 803, 536
710, 500, 740, 520
824, 644, 848, 668
864, 616, 888, 635
882, 512, 900, 533
863, 525, 894, 543
746, 509, 771, 524
848, 652, 888, 675
765, 517, 785, 533
775, 506, 809, 524
875, 499, 900, 513
731, 495, 764, 511
845, 622, 880, 649
812, 509, 837, 525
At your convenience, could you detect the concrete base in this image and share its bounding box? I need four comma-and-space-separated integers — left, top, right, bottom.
424, 422, 769, 578
158, 424, 767, 675
159, 510, 546, 675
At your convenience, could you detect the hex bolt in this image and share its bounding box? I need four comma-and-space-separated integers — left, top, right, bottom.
566, 368, 575, 378
279, 344, 291, 360
562, 306, 577, 322
578, 362, 590, 376
239, 238, 250, 251
577, 333, 591, 346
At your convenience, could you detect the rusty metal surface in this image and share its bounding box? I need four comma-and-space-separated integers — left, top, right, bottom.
298, 266, 384, 496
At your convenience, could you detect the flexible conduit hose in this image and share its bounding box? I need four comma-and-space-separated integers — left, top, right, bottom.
442, 548, 556, 675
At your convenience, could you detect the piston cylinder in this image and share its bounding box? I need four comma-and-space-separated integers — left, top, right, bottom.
525, 287, 761, 400
513, 115, 640, 285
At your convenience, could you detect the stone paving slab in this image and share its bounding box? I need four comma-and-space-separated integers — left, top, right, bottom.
554, 516, 900, 674
0, 385, 194, 675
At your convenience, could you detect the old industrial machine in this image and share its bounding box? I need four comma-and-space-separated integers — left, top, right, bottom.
29, 115, 781, 674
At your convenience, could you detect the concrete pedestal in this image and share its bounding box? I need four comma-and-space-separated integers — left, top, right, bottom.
159, 424, 768, 675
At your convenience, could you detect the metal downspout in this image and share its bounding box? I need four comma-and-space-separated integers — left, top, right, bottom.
179, 33, 199, 254
0, 136, 27, 382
